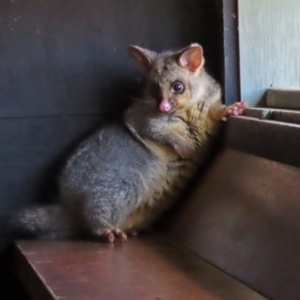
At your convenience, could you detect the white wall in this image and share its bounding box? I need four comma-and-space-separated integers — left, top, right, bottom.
239, 0, 300, 106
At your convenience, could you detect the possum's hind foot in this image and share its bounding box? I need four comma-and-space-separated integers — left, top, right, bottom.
96, 228, 128, 243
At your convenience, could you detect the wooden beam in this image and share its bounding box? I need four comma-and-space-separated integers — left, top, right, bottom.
216, 0, 240, 105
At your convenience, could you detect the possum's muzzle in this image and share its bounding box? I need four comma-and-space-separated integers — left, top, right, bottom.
158, 98, 177, 113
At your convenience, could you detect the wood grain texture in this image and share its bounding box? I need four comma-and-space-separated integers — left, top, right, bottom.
15, 237, 267, 300
238, 0, 300, 106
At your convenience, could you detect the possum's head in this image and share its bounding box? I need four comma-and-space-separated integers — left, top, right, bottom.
128, 43, 206, 114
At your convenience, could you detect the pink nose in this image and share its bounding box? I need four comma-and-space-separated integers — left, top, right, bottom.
159, 98, 171, 113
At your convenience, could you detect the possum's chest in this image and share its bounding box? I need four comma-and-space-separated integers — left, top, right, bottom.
146, 160, 195, 204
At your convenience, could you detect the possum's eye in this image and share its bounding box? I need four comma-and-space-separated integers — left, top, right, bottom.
171, 81, 185, 94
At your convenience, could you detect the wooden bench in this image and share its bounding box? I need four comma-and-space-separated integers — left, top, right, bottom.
14, 115, 300, 300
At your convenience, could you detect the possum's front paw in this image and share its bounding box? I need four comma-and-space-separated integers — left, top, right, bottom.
97, 228, 127, 243
221, 101, 248, 121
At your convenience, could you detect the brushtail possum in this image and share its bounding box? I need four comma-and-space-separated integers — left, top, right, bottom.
1, 44, 247, 243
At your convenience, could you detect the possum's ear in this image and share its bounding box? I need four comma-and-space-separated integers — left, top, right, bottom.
178, 44, 204, 72
128, 45, 157, 73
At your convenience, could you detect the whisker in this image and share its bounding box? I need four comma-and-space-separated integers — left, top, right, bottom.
128, 96, 152, 103
115, 92, 152, 103
125, 108, 149, 113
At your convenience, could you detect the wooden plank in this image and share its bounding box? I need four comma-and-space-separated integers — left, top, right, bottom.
243, 108, 272, 119
270, 110, 300, 124
221, 0, 241, 105
15, 237, 267, 300
206, 0, 240, 105
224, 116, 300, 168
167, 149, 300, 300
266, 88, 300, 109
244, 108, 300, 125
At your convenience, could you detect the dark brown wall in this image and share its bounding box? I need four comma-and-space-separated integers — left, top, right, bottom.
0, 0, 223, 214
0, 1, 227, 297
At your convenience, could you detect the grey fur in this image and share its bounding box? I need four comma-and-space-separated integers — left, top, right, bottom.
1, 44, 227, 242
3, 123, 159, 240
59, 123, 158, 236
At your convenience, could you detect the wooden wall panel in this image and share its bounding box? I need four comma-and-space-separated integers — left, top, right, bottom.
0, 0, 223, 214
167, 149, 300, 300
0, 116, 103, 212
0, 0, 227, 297
0, 0, 221, 118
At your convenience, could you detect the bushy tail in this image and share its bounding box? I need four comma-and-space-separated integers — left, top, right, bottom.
0, 205, 77, 244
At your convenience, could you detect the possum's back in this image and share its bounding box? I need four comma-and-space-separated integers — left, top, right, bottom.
59, 123, 157, 191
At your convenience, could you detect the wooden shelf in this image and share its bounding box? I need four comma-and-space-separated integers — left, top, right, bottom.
14, 236, 266, 300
